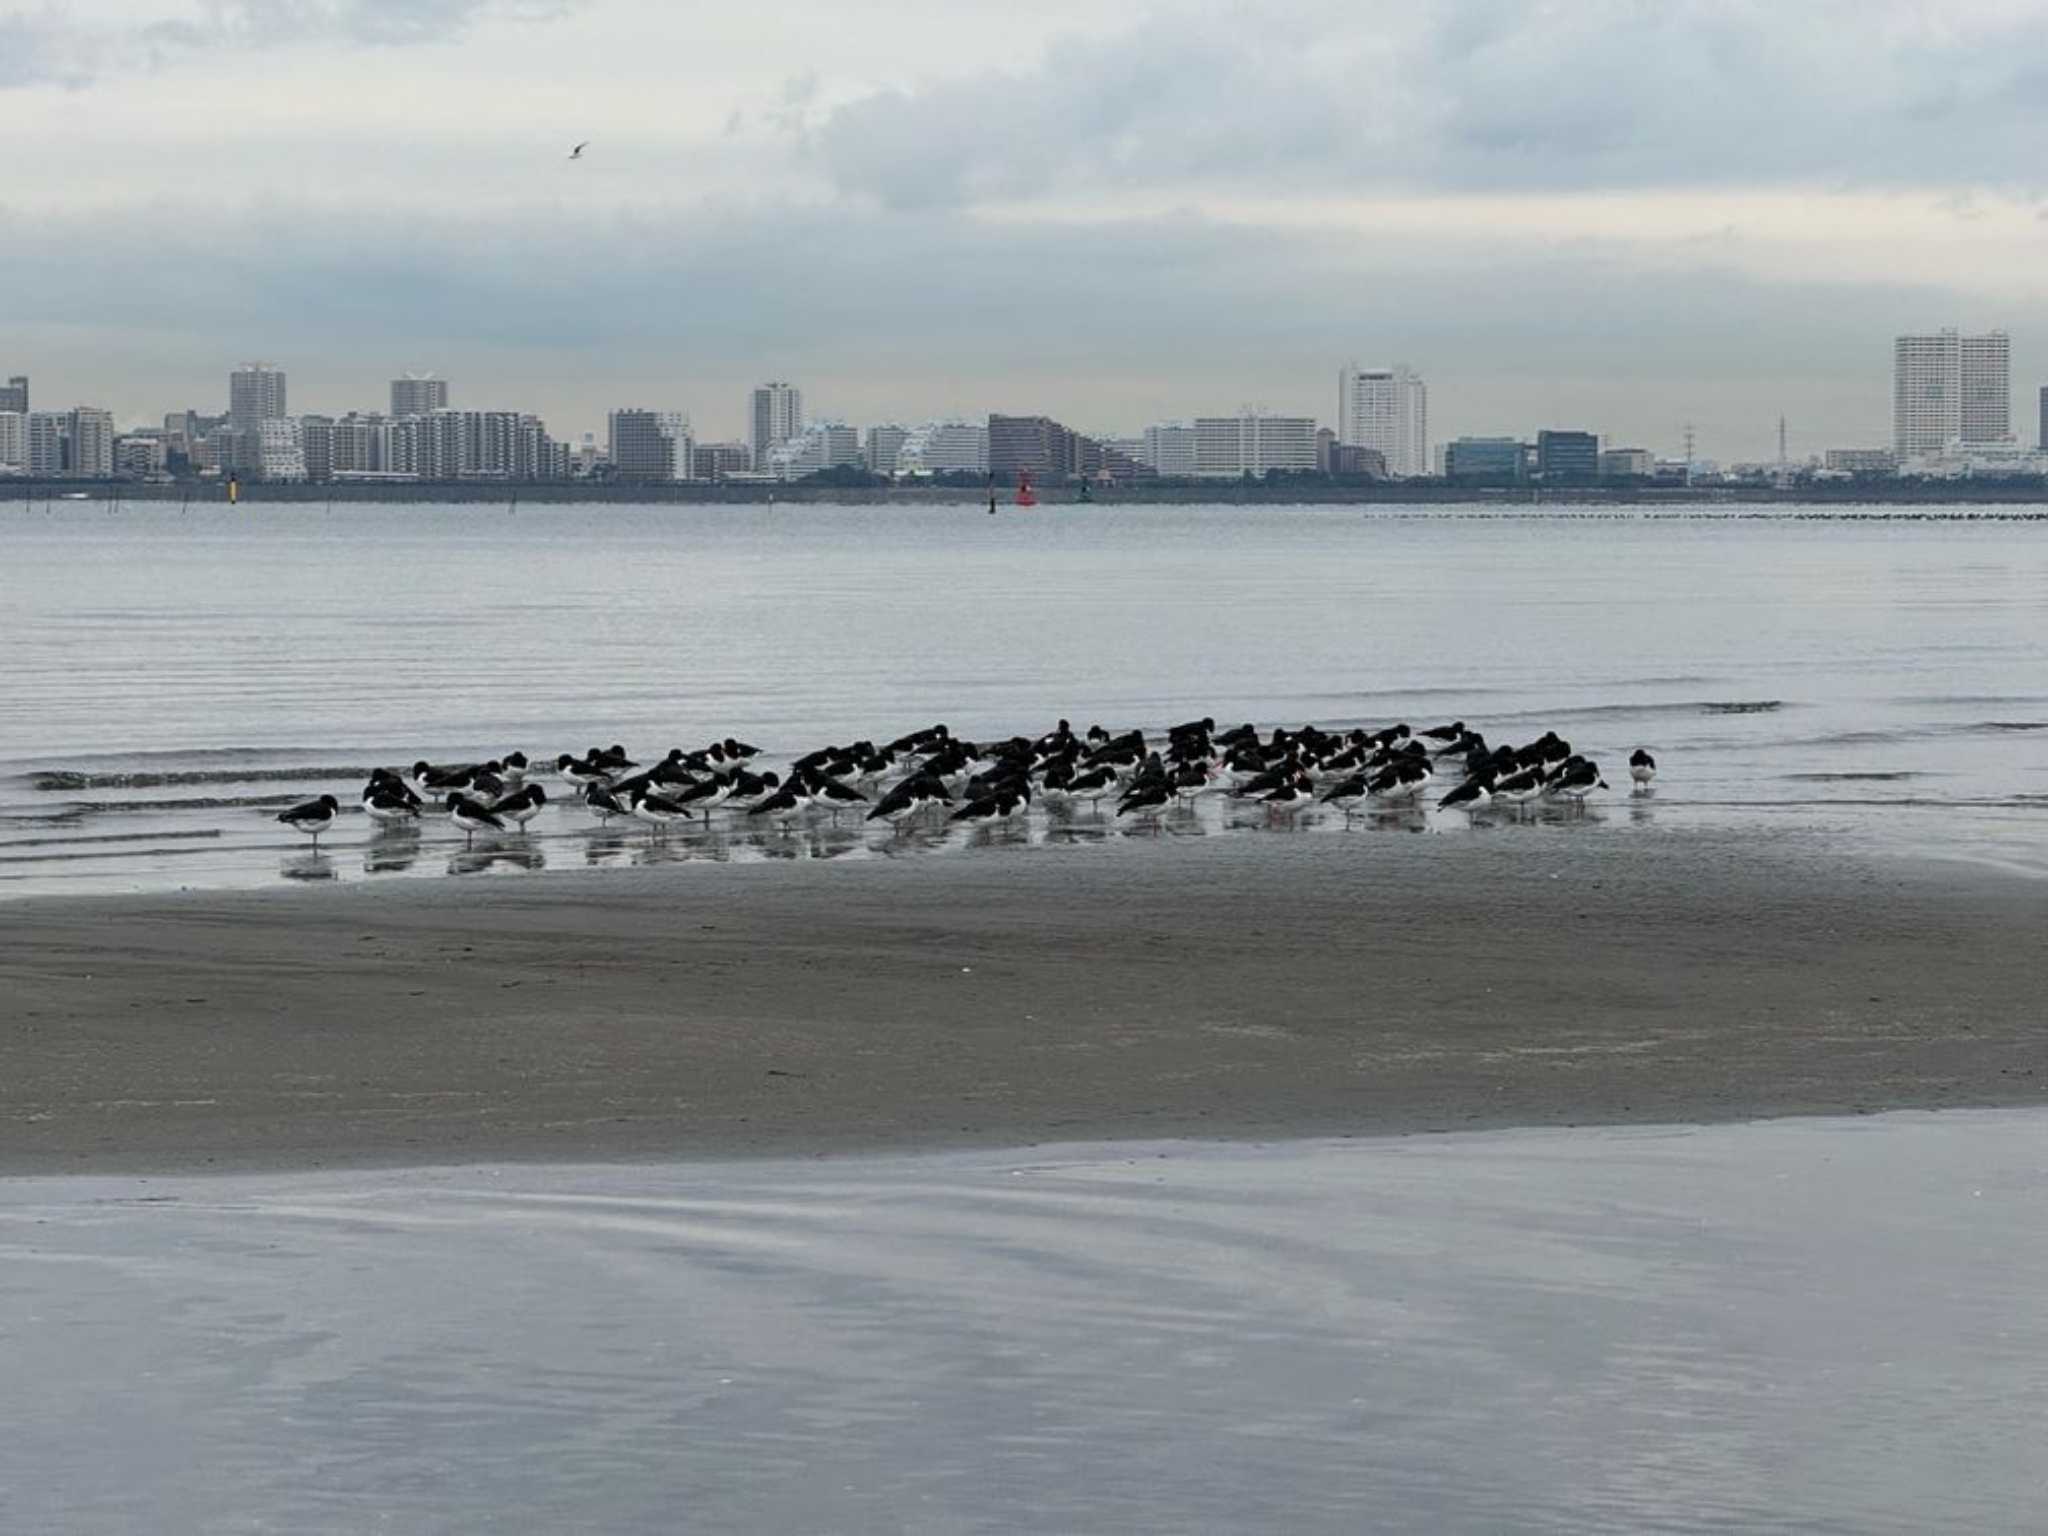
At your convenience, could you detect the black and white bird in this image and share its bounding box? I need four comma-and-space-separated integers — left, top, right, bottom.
867, 773, 949, 825
362, 784, 421, 826
584, 783, 629, 825
747, 781, 810, 825
808, 774, 869, 821
491, 782, 547, 830
953, 785, 1030, 826
1629, 748, 1657, 789
1260, 775, 1316, 815
557, 753, 612, 789
1438, 770, 1496, 813
1319, 772, 1370, 817
1544, 757, 1608, 807
447, 793, 507, 849
1367, 757, 1432, 805
627, 786, 691, 837
277, 794, 341, 847
1490, 763, 1546, 811
1115, 778, 1172, 820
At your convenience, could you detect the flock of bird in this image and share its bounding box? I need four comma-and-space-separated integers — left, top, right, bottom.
273, 720, 1658, 849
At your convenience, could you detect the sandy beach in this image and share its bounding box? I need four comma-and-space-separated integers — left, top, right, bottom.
2, 828, 2043, 1175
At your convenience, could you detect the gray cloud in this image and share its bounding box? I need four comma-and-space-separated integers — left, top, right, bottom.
810, 1, 2048, 205
0, 0, 565, 87
0, 195, 1958, 455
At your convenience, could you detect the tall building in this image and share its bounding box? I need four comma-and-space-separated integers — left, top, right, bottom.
1339, 364, 1428, 477
609, 409, 693, 482
1191, 412, 1319, 478
1142, 423, 1199, 476
26, 412, 69, 477
229, 362, 288, 435
115, 435, 170, 478
1894, 330, 2010, 456
894, 420, 990, 477
299, 415, 335, 482
391, 373, 449, 417
2039, 386, 2048, 451
0, 375, 26, 414
765, 421, 861, 478
257, 419, 308, 482
1960, 332, 2011, 446
988, 414, 1146, 483
68, 407, 115, 478
692, 442, 753, 480
0, 412, 23, 470
1536, 429, 1599, 481
864, 424, 909, 477
749, 382, 803, 465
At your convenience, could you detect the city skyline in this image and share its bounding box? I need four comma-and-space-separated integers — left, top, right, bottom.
13, 331, 2048, 484
8, 2, 2048, 458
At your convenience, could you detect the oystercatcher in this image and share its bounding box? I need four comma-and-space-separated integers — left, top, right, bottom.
277, 794, 341, 848
447, 793, 507, 849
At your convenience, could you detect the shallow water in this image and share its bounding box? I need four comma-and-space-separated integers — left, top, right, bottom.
4, 1110, 2045, 1533
2, 502, 2045, 895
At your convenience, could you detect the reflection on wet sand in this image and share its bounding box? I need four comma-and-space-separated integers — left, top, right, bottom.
364, 826, 422, 874
447, 842, 546, 877
253, 785, 1633, 892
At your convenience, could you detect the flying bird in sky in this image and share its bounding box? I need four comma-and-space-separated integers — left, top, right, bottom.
569, 141, 589, 160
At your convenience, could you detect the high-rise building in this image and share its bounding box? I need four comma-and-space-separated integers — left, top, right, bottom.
257, 419, 308, 482
1339, 364, 1428, 477
299, 414, 335, 482
391, 373, 449, 418
609, 409, 693, 481
864, 424, 909, 476
765, 421, 861, 478
1536, 429, 1600, 481
67, 407, 115, 478
750, 382, 803, 465
1191, 412, 1320, 478
0, 412, 24, 469
1894, 330, 2011, 456
115, 435, 170, 478
1960, 332, 2011, 446
0, 375, 27, 414
1141, 423, 1199, 476
988, 415, 1146, 483
894, 420, 990, 477
26, 412, 69, 477
229, 362, 288, 435
692, 442, 753, 480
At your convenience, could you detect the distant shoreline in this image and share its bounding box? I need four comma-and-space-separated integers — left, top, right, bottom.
10, 478, 2048, 509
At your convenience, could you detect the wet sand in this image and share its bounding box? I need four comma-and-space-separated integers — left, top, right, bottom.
2, 828, 2043, 1174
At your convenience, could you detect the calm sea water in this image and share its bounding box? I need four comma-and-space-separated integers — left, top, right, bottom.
2, 501, 2045, 894
5, 1110, 2045, 1533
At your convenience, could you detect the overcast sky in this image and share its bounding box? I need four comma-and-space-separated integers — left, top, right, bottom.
6, 0, 2047, 455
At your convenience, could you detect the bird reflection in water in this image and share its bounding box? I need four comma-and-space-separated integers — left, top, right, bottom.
448, 843, 546, 877
281, 852, 337, 882
583, 828, 633, 867
364, 826, 421, 874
